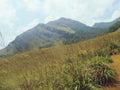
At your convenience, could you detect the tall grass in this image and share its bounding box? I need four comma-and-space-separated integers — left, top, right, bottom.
0, 29, 120, 90
11, 55, 116, 90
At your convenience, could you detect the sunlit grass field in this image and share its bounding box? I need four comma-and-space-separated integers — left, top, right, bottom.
0, 29, 120, 90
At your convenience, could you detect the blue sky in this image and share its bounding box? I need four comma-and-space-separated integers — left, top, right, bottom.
0, 0, 120, 49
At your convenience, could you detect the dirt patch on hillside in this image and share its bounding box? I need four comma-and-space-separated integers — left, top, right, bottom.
106, 55, 120, 90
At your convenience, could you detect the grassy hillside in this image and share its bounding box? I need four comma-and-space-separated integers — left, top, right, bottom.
0, 29, 120, 90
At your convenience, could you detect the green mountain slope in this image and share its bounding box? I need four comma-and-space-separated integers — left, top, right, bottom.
0, 18, 104, 57
108, 21, 120, 33
47, 18, 104, 44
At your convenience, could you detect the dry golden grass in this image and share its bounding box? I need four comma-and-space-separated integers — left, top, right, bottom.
0, 29, 120, 89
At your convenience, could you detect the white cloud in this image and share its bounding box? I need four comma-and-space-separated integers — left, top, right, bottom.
0, 0, 17, 24
0, 0, 17, 48
111, 9, 120, 20
23, 0, 42, 12
43, 0, 114, 25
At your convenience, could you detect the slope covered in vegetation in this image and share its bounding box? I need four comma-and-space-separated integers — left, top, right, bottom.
0, 29, 120, 90
0, 18, 103, 57
108, 21, 120, 33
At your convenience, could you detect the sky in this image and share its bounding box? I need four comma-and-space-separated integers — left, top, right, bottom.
0, 0, 120, 49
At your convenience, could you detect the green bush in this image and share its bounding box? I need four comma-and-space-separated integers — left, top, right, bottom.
107, 42, 120, 55
90, 61, 116, 86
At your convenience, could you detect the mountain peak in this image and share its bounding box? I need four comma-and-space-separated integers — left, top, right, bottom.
47, 17, 73, 24
59, 17, 67, 20
58, 17, 72, 21
47, 17, 88, 28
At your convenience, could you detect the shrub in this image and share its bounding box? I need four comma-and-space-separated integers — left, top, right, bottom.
89, 58, 116, 86
108, 42, 120, 55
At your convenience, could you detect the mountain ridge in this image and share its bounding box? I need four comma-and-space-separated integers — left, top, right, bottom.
0, 17, 119, 57
93, 17, 120, 29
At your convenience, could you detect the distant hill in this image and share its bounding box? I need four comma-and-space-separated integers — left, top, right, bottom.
0, 18, 103, 56
2, 28, 120, 60
93, 17, 120, 29
0, 17, 115, 57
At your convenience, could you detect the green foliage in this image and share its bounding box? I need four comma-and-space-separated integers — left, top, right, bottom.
107, 42, 120, 55
89, 59, 116, 86
108, 21, 120, 32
